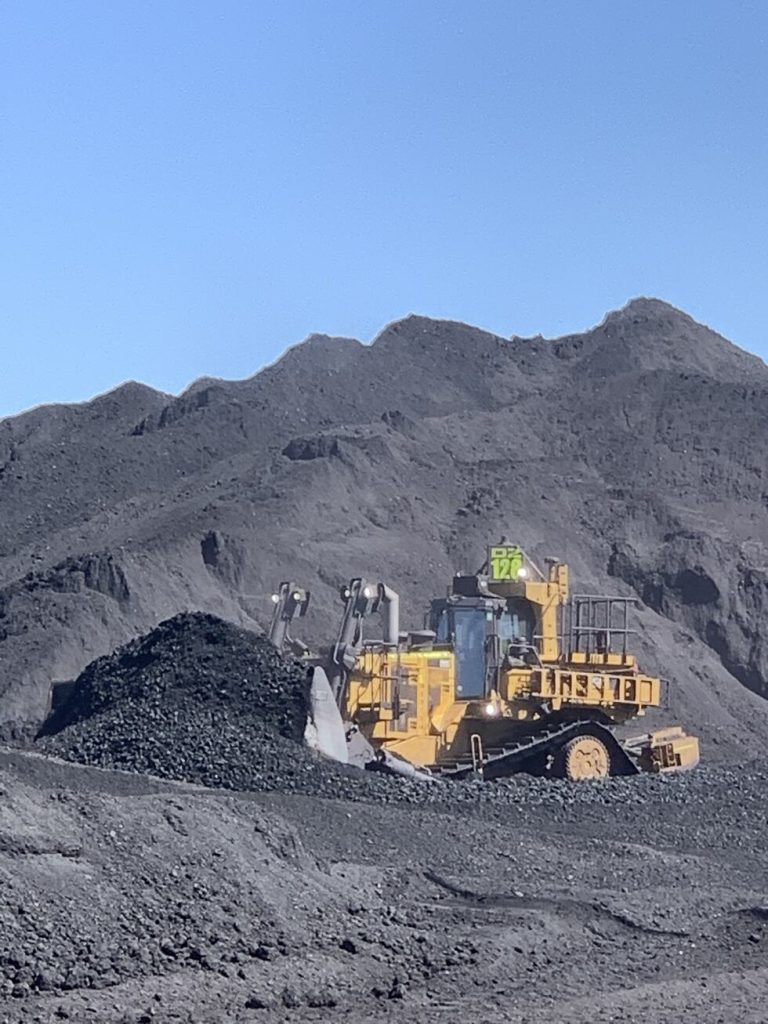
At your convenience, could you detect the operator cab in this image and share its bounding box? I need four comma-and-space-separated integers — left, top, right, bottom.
429, 576, 537, 699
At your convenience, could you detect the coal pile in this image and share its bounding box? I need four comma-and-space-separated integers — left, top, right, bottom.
4, 299, 768, 755
39, 612, 332, 792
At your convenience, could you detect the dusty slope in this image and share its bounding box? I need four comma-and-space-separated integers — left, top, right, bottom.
2, 297, 768, 755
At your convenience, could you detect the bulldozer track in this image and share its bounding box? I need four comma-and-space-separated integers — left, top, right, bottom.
436, 719, 639, 781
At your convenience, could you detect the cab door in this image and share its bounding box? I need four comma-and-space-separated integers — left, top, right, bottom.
453, 607, 488, 698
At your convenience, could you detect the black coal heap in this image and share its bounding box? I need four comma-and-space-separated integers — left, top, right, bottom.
40, 612, 321, 791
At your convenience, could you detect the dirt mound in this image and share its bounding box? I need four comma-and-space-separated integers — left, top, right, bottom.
39, 613, 327, 791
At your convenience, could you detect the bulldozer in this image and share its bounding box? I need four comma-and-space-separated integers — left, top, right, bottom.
269, 542, 700, 782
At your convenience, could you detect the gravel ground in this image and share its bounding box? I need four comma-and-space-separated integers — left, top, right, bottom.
2, 745, 768, 1024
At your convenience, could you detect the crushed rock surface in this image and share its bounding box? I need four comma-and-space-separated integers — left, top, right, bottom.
2, 747, 768, 1024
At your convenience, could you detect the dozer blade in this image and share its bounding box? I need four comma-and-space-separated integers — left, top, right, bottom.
303, 666, 349, 764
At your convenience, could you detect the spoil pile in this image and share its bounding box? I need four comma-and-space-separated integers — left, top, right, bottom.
5, 301, 768, 752
39, 612, 331, 792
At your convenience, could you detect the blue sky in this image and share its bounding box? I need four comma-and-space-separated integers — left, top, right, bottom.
2, 0, 767, 418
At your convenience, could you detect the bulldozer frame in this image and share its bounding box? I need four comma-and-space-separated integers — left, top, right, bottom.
268, 542, 700, 782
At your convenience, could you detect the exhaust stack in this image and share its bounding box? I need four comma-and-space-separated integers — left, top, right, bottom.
378, 584, 400, 646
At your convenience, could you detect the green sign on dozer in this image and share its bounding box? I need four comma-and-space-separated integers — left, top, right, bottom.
488, 545, 524, 582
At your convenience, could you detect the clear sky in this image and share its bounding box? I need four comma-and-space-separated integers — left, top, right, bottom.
2, 0, 767, 418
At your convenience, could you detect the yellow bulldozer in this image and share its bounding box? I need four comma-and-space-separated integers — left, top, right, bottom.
269, 542, 699, 782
